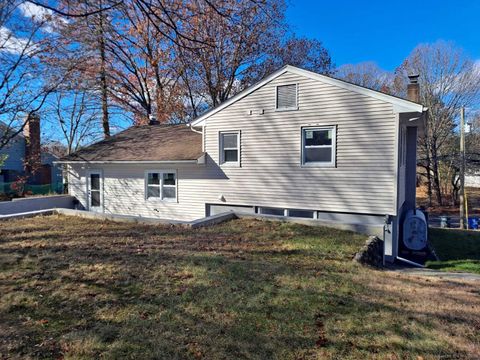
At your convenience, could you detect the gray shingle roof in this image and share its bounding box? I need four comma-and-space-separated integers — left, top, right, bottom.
61, 124, 203, 162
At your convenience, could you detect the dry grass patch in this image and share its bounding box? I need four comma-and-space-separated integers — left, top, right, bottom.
0, 214, 479, 359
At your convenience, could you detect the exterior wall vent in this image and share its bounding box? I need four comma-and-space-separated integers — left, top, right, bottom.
276, 84, 298, 110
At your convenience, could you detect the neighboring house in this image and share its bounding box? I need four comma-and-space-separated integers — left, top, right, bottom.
0, 125, 25, 178
59, 65, 426, 262
466, 172, 480, 187
0, 115, 62, 192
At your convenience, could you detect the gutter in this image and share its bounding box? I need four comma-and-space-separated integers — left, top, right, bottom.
53, 159, 202, 165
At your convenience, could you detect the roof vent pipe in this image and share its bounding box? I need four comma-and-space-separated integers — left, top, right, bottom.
148, 114, 159, 125
407, 74, 420, 103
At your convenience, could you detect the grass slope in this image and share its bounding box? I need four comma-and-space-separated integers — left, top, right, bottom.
427, 228, 480, 274
1, 215, 479, 359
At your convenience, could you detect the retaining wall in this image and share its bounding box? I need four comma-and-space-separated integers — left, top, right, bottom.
0, 195, 75, 215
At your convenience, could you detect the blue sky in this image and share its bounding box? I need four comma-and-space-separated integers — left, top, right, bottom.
286, 0, 480, 71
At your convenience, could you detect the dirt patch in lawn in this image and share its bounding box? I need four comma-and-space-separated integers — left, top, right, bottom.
1, 215, 479, 359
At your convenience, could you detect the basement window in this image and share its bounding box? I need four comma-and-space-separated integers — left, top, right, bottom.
276, 84, 298, 111
288, 209, 315, 219
145, 170, 177, 201
259, 207, 285, 216
302, 126, 336, 166
259, 207, 316, 219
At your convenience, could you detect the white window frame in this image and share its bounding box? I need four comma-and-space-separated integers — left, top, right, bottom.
275, 83, 298, 111
301, 126, 336, 167
219, 131, 240, 166
86, 169, 104, 212
144, 169, 177, 202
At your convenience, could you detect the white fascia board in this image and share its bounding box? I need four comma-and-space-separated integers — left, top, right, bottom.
189, 66, 290, 127
189, 65, 425, 127
286, 66, 425, 113
53, 160, 201, 165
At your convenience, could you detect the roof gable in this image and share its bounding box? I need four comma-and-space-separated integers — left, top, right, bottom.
190, 65, 425, 127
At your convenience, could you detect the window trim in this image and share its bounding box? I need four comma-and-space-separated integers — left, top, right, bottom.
301, 126, 337, 167
219, 131, 241, 167
275, 83, 299, 111
144, 169, 177, 202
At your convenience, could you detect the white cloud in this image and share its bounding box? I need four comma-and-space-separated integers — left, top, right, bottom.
18, 2, 54, 20
0, 26, 32, 55
18, 3, 68, 33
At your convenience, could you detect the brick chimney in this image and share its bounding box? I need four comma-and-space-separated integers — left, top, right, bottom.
407, 74, 420, 103
23, 112, 41, 174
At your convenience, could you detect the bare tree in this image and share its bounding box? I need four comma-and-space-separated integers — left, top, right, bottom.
48, 90, 101, 154
175, 1, 333, 119
0, 0, 57, 150
44, 0, 115, 138
336, 61, 395, 93
105, 1, 185, 124
398, 41, 480, 206
26, 0, 334, 126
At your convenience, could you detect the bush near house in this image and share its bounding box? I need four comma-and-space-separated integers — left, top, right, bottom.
0, 215, 479, 359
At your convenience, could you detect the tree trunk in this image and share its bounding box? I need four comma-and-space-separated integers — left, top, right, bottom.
97, 2, 110, 138
423, 117, 433, 207
431, 146, 443, 206
425, 162, 433, 207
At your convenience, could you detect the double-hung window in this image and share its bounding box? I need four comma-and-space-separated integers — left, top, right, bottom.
145, 170, 177, 201
302, 126, 336, 166
220, 131, 240, 166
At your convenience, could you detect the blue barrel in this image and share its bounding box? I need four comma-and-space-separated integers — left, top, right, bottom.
468, 217, 479, 230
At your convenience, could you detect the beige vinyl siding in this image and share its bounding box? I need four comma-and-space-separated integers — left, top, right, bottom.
204, 71, 397, 215
67, 163, 221, 221
66, 70, 399, 219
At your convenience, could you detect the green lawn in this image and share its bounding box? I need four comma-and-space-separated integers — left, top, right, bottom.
427, 228, 480, 274
1, 215, 479, 359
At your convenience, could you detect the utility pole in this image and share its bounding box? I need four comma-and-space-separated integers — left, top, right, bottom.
459, 106, 465, 229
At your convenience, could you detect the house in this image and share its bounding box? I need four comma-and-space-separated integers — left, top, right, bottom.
58, 65, 426, 262
0, 115, 62, 194
466, 172, 480, 187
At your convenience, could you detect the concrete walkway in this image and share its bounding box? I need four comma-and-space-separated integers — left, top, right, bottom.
393, 267, 480, 281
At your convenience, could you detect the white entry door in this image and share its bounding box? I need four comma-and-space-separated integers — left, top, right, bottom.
87, 170, 103, 212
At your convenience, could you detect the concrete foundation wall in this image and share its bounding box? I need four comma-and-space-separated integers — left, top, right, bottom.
0, 195, 75, 215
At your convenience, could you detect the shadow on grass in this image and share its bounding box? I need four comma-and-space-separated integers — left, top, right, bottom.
1, 216, 479, 359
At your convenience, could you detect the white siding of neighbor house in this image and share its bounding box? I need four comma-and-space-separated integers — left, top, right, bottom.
67, 70, 399, 220
466, 174, 480, 188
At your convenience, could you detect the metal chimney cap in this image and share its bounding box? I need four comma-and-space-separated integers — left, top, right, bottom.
148, 114, 159, 125
408, 74, 420, 84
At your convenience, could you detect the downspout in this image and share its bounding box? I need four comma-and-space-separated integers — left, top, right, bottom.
187, 123, 206, 157
187, 124, 202, 135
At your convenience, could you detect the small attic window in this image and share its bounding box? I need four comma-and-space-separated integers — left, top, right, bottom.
276, 84, 298, 111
